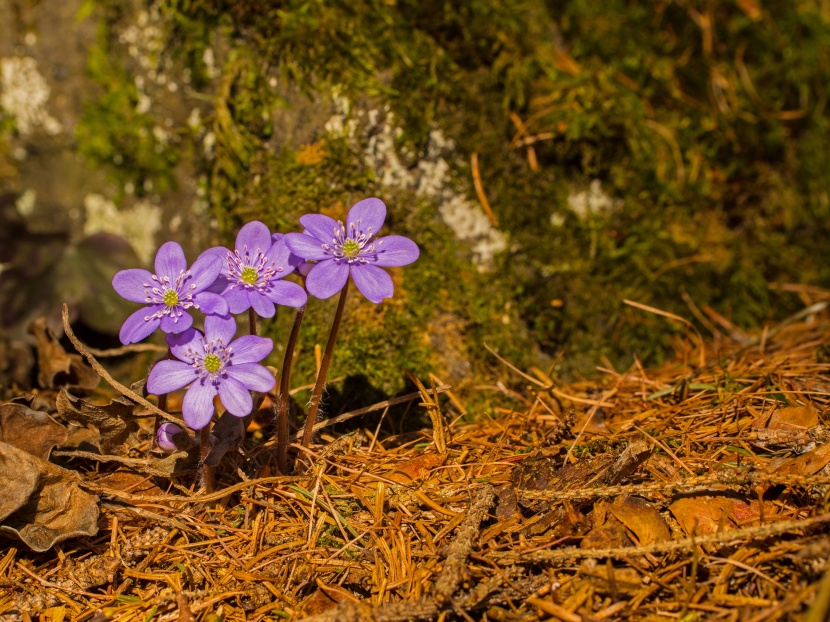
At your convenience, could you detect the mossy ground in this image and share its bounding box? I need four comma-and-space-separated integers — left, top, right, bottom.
68, 0, 830, 410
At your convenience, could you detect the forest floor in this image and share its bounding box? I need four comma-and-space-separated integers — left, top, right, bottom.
2, 304, 830, 622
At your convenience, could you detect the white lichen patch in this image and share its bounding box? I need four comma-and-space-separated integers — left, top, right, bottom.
326, 97, 506, 269
0, 56, 62, 136
15, 189, 37, 218
565, 179, 622, 220
83, 194, 162, 264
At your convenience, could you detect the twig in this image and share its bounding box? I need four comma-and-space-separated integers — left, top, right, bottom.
489, 512, 830, 563
293, 384, 452, 439
433, 484, 496, 602
61, 304, 179, 424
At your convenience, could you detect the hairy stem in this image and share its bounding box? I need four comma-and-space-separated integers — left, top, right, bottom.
277, 306, 305, 474
200, 424, 215, 492
248, 308, 258, 336
301, 280, 349, 449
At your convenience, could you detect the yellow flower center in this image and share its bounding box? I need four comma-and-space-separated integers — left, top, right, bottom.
203, 353, 222, 373
163, 289, 179, 307
240, 266, 259, 285
341, 239, 360, 258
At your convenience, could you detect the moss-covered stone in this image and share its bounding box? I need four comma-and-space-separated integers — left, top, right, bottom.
4, 0, 830, 413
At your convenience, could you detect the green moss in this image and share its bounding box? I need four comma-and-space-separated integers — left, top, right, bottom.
121, 0, 830, 395
76, 18, 180, 195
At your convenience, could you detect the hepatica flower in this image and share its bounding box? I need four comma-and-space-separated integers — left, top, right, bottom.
113, 241, 228, 344
283, 198, 419, 303
207, 221, 308, 318
146, 315, 276, 429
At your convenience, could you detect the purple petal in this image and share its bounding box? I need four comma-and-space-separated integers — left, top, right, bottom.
160, 310, 193, 334
249, 291, 276, 318
283, 232, 329, 261
347, 197, 386, 236
351, 264, 394, 303
229, 335, 273, 364
235, 221, 272, 254
119, 307, 161, 344
306, 260, 349, 299
167, 328, 203, 363
218, 376, 254, 417
271, 232, 284, 244
193, 291, 229, 315
205, 275, 230, 295
264, 239, 294, 276
154, 241, 187, 279
182, 380, 218, 430
113, 269, 153, 303
197, 246, 229, 274
204, 314, 237, 345
371, 235, 420, 267
224, 287, 252, 314
299, 213, 341, 244
147, 359, 198, 394
157, 422, 186, 452
187, 253, 223, 292
264, 280, 308, 308
227, 363, 276, 393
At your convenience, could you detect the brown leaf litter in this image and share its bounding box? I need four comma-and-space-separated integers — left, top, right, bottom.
1, 310, 830, 620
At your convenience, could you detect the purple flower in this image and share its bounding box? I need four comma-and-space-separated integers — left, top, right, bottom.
146, 315, 276, 429
113, 241, 228, 345
207, 221, 308, 318
156, 422, 195, 452
283, 198, 420, 303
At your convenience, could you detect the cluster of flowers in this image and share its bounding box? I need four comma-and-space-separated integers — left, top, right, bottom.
112, 198, 419, 446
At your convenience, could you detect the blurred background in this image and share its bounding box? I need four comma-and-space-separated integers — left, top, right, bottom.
1, 0, 829, 412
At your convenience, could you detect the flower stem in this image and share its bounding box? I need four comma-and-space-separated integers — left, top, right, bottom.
248, 308, 258, 336
200, 424, 215, 492
277, 306, 305, 474
301, 280, 349, 450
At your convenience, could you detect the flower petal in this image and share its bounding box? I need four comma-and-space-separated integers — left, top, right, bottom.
264, 239, 294, 276
196, 246, 230, 275
306, 260, 349, 299
166, 328, 203, 363
182, 380, 218, 429
113, 269, 153, 303
229, 335, 273, 364
204, 314, 237, 345
235, 221, 272, 254
119, 307, 160, 344
187, 252, 223, 292
299, 213, 340, 244
224, 287, 251, 314
371, 235, 420, 267
271, 232, 284, 244
155, 241, 187, 279
147, 359, 198, 394
351, 264, 393, 303
227, 363, 276, 393
283, 232, 329, 261
249, 291, 276, 318
347, 197, 386, 236
193, 291, 229, 315
264, 280, 308, 308
218, 376, 254, 417
160, 310, 193, 334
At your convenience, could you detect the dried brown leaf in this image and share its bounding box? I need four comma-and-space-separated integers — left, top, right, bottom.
607, 495, 670, 545
56, 389, 140, 454
28, 318, 99, 391
0, 440, 98, 551
0, 402, 67, 460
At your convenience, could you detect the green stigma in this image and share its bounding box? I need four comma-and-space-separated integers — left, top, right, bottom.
163, 289, 179, 307
341, 239, 361, 258
240, 266, 259, 285
203, 353, 222, 374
